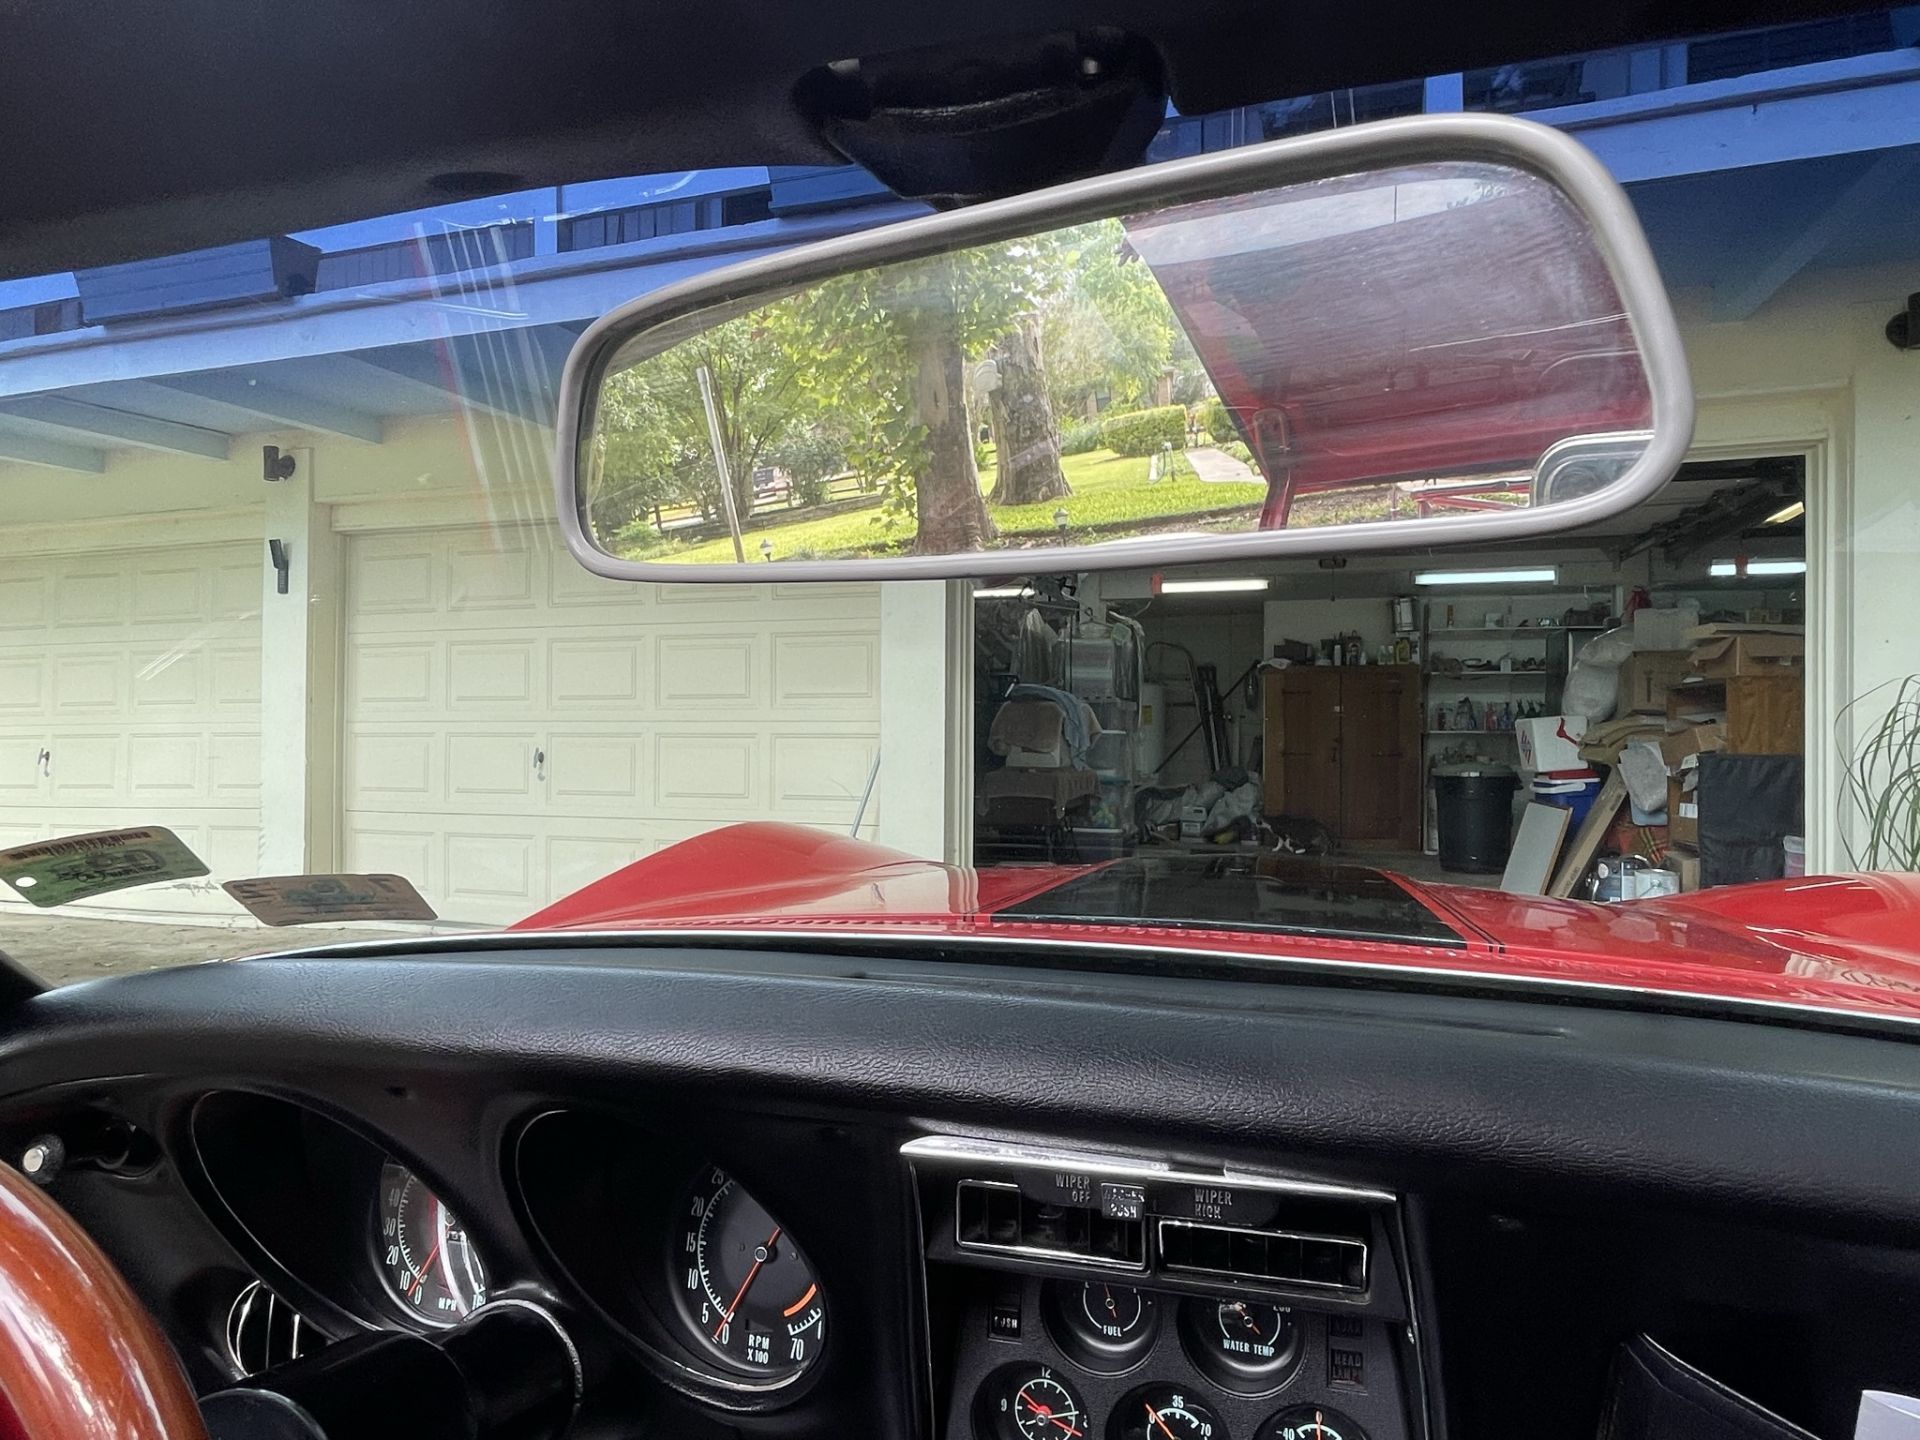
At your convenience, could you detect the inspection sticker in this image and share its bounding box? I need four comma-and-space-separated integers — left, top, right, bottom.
222, 873, 437, 926
0, 827, 210, 908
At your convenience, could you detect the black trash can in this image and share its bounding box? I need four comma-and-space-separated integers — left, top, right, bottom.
1433, 764, 1518, 874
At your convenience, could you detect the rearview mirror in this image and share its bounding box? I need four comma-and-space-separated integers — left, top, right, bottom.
554, 115, 1691, 582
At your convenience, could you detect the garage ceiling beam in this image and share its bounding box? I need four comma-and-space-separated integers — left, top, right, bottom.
1711, 149, 1920, 321
0, 395, 231, 460
148, 372, 384, 444
0, 425, 107, 472
342, 346, 544, 425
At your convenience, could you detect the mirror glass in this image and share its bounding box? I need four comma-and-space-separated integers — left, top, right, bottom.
581, 159, 1655, 568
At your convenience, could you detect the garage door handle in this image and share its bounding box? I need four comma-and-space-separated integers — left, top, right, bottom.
533, 748, 546, 780
36, 749, 49, 776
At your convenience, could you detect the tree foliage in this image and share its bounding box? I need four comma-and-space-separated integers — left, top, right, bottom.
760, 242, 1068, 552
1041, 221, 1179, 420
590, 316, 808, 538
585, 215, 1204, 557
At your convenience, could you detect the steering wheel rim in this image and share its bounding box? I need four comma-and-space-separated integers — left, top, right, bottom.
0, 1160, 208, 1439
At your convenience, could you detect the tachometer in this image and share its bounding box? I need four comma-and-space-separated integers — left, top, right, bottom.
671, 1166, 825, 1378
375, 1159, 489, 1324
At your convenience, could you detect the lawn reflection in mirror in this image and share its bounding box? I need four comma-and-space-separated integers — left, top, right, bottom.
583, 161, 1654, 567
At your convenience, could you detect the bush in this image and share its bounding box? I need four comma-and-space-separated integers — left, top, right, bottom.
1059, 419, 1105, 455
768, 429, 846, 509
1196, 397, 1235, 445
1100, 404, 1187, 457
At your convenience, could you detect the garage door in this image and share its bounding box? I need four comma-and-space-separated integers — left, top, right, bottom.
0, 544, 263, 915
341, 525, 883, 927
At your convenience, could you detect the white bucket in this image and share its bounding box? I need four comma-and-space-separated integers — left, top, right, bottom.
1783, 834, 1806, 878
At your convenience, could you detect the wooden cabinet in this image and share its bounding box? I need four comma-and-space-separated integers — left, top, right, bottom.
1263, 665, 1422, 848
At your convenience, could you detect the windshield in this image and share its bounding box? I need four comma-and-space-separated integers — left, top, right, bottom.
1, 8, 1913, 988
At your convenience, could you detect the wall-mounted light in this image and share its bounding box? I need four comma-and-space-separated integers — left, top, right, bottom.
1709, 559, 1805, 577
1413, 566, 1558, 586
1160, 577, 1271, 594
1886, 291, 1918, 350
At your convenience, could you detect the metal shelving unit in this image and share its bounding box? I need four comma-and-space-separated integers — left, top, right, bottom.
1419, 602, 1612, 851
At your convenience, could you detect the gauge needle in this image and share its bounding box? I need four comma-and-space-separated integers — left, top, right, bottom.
1022, 1399, 1082, 1438
714, 1225, 781, 1338
1103, 1285, 1119, 1321
406, 1236, 443, 1299
1145, 1403, 1181, 1440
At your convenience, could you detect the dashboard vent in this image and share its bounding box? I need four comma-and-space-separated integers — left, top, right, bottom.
225, 1280, 320, 1378
956, 1179, 1146, 1268
1158, 1220, 1368, 1291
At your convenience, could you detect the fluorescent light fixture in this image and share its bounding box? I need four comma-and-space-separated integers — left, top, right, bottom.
1764, 501, 1805, 525
1159, 577, 1271, 594
973, 585, 1033, 598
1412, 567, 1557, 586
1709, 559, 1805, 577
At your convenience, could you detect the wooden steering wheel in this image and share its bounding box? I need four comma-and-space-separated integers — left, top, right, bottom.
0, 1160, 208, 1439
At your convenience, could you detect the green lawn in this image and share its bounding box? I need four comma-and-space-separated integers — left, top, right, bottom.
626, 448, 1268, 564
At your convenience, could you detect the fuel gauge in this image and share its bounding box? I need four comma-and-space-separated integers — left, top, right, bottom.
1044, 1279, 1158, 1370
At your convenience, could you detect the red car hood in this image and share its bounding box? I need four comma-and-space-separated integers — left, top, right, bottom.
514, 822, 1920, 1023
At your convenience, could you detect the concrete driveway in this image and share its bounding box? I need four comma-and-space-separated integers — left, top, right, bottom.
0, 911, 420, 988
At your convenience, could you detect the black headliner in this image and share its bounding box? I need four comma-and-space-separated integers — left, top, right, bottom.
0, 0, 1872, 280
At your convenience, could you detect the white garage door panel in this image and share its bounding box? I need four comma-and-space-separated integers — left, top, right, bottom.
342, 526, 883, 925
0, 544, 263, 916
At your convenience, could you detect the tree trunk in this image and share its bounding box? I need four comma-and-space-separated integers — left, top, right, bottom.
986, 316, 1069, 507
909, 324, 997, 555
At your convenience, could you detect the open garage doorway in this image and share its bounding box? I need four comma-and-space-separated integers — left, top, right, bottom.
970, 453, 1809, 900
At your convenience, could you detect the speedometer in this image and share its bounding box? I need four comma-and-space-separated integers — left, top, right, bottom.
375, 1160, 489, 1324
670, 1166, 825, 1378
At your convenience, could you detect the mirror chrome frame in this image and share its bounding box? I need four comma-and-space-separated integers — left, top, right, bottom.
552, 113, 1693, 584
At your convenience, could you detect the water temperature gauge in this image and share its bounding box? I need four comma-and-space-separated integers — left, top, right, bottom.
1180, 1297, 1301, 1392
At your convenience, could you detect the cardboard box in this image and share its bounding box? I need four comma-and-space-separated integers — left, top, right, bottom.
1659, 722, 1726, 769
1667, 775, 1700, 846
1663, 846, 1702, 892
1689, 630, 1805, 679
1620, 650, 1693, 713
1516, 714, 1587, 773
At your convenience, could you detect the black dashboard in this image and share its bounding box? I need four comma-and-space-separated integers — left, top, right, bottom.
4, 938, 1920, 1439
